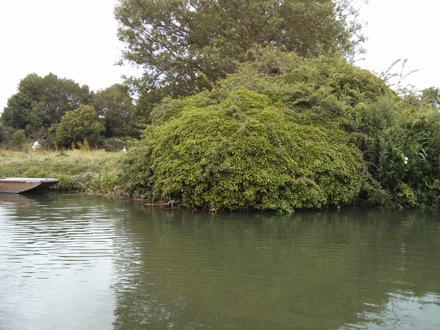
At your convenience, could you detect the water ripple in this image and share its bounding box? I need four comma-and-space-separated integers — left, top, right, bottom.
1, 196, 439, 330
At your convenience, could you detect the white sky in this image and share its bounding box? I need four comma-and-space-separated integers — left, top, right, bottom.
0, 0, 129, 112
357, 0, 440, 90
1, 0, 439, 112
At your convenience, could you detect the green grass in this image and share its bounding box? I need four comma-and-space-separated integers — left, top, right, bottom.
0, 149, 125, 194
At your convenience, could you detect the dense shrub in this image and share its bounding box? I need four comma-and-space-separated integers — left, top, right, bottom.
121, 49, 439, 211
121, 89, 364, 212
55, 105, 105, 148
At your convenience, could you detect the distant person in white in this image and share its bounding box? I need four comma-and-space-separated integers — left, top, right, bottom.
32, 140, 41, 150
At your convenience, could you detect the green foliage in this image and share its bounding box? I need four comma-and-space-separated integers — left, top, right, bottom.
364, 102, 440, 209
0, 122, 4, 144
115, 0, 365, 100
342, 87, 439, 209
121, 88, 364, 212
219, 48, 389, 124
55, 105, 105, 148
122, 48, 439, 210
1, 74, 136, 148
91, 84, 136, 138
1, 73, 91, 133
214, 48, 440, 209
420, 87, 440, 110
3, 129, 28, 150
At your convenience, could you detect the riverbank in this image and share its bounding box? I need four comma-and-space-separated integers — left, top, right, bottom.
0, 149, 124, 194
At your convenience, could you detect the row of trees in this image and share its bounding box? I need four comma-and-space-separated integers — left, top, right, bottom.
0, 73, 136, 149
1, 0, 366, 150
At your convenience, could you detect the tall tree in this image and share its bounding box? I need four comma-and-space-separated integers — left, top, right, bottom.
115, 0, 364, 99
91, 84, 135, 138
1, 73, 44, 130
1, 73, 91, 134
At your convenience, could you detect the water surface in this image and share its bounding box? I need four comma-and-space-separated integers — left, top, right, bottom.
0, 193, 439, 329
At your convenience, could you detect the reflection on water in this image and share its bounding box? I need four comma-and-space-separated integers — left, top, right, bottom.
0, 194, 117, 330
0, 193, 439, 330
344, 292, 440, 330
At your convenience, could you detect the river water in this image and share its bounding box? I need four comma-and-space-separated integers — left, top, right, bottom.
0, 193, 439, 330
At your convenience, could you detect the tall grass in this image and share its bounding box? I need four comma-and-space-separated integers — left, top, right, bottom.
0, 148, 126, 194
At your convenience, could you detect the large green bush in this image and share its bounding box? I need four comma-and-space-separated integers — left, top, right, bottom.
122, 88, 364, 212
121, 49, 439, 210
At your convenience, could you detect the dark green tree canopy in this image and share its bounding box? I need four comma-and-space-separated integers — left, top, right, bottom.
1, 73, 91, 133
91, 84, 135, 138
115, 0, 364, 98
1, 74, 138, 148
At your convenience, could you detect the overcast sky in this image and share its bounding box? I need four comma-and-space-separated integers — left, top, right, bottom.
357, 0, 440, 89
0, 0, 127, 112
1, 0, 439, 112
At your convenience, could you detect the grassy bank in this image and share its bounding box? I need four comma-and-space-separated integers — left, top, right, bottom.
0, 149, 125, 194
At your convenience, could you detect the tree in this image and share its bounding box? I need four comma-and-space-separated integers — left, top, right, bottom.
115, 0, 365, 100
1, 73, 43, 130
1, 73, 91, 136
420, 87, 440, 110
91, 84, 135, 138
55, 105, 105, 148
